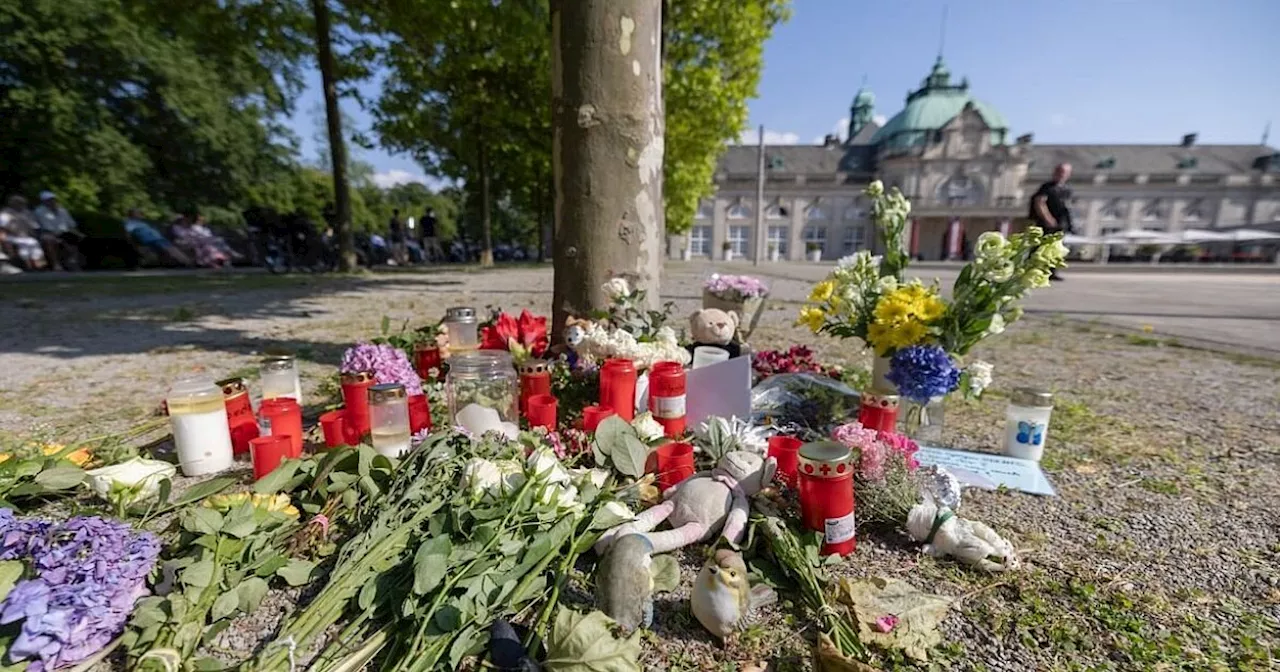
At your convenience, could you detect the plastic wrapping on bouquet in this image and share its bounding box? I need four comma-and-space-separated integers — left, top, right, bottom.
648, 361, 687, 438
599, 359, 637, 421
858, 389, 900, 434
217, 377, 259, 456
766, 435, 803, 488
526, 394, 557, 431
319, 410, 347, 448
250, 435, 291, 481
408, 394, 433, 434
341, 371, 375, 439
798, 441, 857, 556
259, 397, 303, 459
582, 405, 615, 433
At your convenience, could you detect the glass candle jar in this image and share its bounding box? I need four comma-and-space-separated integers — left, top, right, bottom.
447, 350, 519, 426
260, 355, 302, 402
167, 377, 234, 476
1004, 388, 1054, 461
443, 307, 480, 353
369, 383, 411, 458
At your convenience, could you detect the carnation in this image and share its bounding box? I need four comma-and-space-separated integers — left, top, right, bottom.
704, 273, 769, 301
341, 342, 423, 396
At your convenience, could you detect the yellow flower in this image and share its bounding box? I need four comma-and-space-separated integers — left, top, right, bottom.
43, 443, 92, 467
203, 492, 299, 517
808, 280, 836, 303
0, 454, 10, 465
866, 283, 945, 355
797, 306, 826, 333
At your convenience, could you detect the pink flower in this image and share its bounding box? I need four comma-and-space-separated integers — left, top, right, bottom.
877, 431, 920, 472
831, 422, 880, 453
859, 441, 887, 480
873, 614, 899, 633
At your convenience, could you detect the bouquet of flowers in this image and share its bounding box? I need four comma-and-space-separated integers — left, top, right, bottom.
830, 422, 921, 526
703, 273, 769, 303
341, 342, 423, 396
568, 277, 689, 368
479, 308, 549, 364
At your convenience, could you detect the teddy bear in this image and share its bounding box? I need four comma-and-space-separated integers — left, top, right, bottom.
594, 450, 776, 555
688, 308, 741, 359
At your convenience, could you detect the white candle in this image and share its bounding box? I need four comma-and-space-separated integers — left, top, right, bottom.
167, 378, 234, 476
1003, 388, 1054, 462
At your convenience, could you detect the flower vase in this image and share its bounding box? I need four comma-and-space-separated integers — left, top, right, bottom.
701, 290, 766, 343
871, 355, 895, 392
902, 397, 945, 443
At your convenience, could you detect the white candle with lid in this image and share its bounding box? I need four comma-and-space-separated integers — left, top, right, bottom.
369, 383, 411, 458
167, 377, 234, 476
1003, 387, 1054, 462
260, 355, 302, 403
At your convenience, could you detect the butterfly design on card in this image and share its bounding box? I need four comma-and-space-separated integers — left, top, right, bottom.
1016, 421, 1045, 446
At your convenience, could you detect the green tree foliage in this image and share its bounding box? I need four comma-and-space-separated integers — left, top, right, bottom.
663, 0, 790, 235
0, 0, 310, 214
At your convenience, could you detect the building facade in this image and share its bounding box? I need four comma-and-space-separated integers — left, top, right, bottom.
669, 57, 1280, 261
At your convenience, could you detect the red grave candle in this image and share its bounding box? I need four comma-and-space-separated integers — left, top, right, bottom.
250, 435, 292, 481
414, 344, 444, 382
581, 405, 615, 433
651, 441, 696, 491
526, 394, 557, 430
797, 441, 857, 556
217, 377, 259, 456
858, 389, 901, 434
319, 410, 347, 448
648, 361, 687, 438
518, 360, 553, 418
599, 359, 636, 421
259, 398, 303, 459
340, 371, 375, 438
408, 394, 433, 434
767, 435, 804, 489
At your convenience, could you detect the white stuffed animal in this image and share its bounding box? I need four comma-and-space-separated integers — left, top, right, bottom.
906, 496, 1018, 572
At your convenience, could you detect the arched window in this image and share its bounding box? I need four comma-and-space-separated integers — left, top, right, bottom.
1182, 199, 1204, 222
695, 200, 713, 220
765, 203, 790, 219
727, 202, 752, 219
1100, 199, 1126, 221
1141, 199, 1166, 222
805, 205, 828, 221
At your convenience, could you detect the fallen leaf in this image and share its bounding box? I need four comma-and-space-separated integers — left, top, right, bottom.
813, 633, 880, 672
649, 555, 680, 594
839, 577, 951, 662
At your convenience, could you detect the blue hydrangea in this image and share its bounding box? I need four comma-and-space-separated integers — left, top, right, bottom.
886, 345, 962, 403
0, 510, 161, 671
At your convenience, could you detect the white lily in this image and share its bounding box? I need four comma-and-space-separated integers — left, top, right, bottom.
86, 458, 176, 507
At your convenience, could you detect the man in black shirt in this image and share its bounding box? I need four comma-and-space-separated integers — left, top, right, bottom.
388, 209, 406, 265
1029, 162, 1073, 280
420, 207, 443, 262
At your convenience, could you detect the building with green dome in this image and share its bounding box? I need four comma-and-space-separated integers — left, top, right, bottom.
671, 57, 1280, 262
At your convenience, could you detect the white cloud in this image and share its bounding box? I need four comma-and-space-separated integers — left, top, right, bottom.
372, 169, 429, 189
832, 118, 850, 142
1048, 113, 1073, 128
735, 129, 802, 145
873, 114, 888, 126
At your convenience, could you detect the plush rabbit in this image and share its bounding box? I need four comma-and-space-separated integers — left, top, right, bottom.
906, 495, 1018, 572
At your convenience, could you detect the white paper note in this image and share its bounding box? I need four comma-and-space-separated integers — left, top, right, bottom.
685, 354, 752, 428
915, 445, 1058, 497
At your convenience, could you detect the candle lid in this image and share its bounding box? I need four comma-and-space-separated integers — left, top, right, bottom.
444, 307, 477, 323
861, 389, 900, 410
1011, 387, 1054, 408
168, 376, 222, 403
261, 355, 295, 372
798, 441, 855, 479
369, 383, 407, 403
341, 370, 376, 384
216, 377, 249, 398
518, 359, 551, 376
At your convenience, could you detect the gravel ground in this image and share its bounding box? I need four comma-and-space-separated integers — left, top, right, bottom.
1, 265, 1277, 671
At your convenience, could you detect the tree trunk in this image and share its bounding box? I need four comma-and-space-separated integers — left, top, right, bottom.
539, 178, 553, 263
550, 0, 664, 342
313, 0, 356, 272
478, 138, 494, 267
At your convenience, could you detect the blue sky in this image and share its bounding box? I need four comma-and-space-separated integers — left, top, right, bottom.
287, 0, 1280, 187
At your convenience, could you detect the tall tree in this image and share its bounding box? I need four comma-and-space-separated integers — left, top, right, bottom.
550, 0, 664, 338
662, 0, 789, 235
312, 0, 358, 270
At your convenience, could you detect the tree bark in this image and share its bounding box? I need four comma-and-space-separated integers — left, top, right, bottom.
313, 0, 356, 272
478, 138, 494, 267
550, 0, 665, 342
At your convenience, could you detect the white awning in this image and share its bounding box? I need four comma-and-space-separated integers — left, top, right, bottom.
1101, 230, 1181, 245
1225, 228, 1280, 242
1061, 233, 1100, 245
1180, 229, 1234, 243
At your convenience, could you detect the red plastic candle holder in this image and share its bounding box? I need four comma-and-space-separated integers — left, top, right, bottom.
414, 344, 443, 382
259, 398, 303, 458
581, 405, 615, 433
340, 371, 375, 439
858, 389, 901, 434
408, 394, 433, 434
518, 360, 553, 418
217, 377, 259, 456
797, 441, 857, 556
599, 359, 637, 422
319, 410, 347, 448
250, 435, 292, 481
648, 361, 687, 438
527, 393, 557, 430
767, 435, 804, 488
652, 442, 696, 491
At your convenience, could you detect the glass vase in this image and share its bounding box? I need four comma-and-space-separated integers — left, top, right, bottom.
901, 397, 945, 443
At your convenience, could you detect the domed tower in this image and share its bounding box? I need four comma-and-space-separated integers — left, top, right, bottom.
871, 56, 1008, 152
848, 86, 876, 142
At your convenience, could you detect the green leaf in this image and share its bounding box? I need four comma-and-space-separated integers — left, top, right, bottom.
593, 415, 630, 457
220, 502, 259, 539
254, 554, 289, 578
236, 576, 270, 613
413, 536, 452, 595
211, 589, 239, 621
252, 460, 301, 494
13, 460, 43, 479
0, 561, 24, 603
156, 477, 173, 505
358, 576, 378, 611
434, 604, 463, 632
184, 507, 224, 535
183, 560, 216, 589
276, 559, 315, 587
649, 555, 680, 594
612, 434, 649, 479
544, 608, 642, 672
33, 466, 85, 490
172, 476, 237, 507
448, 624, 484, 670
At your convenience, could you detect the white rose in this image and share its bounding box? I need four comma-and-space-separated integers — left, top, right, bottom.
461, 458, 503, 497
538, 483, 581, 511
630, 412, 665, 442
496, 459, 527, 494
570, 468, 611, 491
865, 180, 885, 198
984, 260, 1015, 283
86, 458, 175, 506
875, 275, 899, 293
526, 449, 571, 486
975, 231, 1006, 258
601, 277, 631, 300
983, 313, 1006, 337
967, 361, 994, 395
589, 501, 635, 530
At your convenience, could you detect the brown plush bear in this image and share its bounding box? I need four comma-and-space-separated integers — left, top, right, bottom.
688, 308, 741, 358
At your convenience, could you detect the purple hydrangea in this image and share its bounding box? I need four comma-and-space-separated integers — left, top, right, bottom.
704, 274, 769, 301
0, 511, 161, 671
341, 342, 424, 396
886, 345, 961, 403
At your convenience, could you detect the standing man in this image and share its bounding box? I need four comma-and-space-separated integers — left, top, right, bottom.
1029, 163, 1073, 280
32, 191, 80, 271
420, 207, 443, 262
388, 208, 405, 265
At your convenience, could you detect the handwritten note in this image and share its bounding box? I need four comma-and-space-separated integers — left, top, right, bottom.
686, 355, 753, 428
915, 445, 1058, 497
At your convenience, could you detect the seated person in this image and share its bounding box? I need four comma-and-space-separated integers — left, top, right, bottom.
171, 214, 230, 268
0, 230, 23, 274
123, 209, 193, 267
0, 196, 47, 270
32, 191, 81, 271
